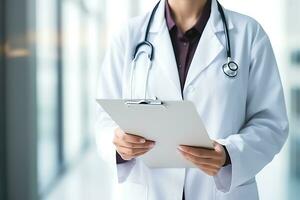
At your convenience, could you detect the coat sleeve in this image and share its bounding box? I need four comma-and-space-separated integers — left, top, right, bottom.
213, 27, 289, 193
94, 27, 136, 183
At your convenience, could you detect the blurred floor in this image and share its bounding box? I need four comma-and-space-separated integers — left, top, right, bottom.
45, 148, 108, 200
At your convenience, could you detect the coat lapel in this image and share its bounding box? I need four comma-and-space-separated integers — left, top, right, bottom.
153, 25, 182, 98
183, 24, 224, 90
143, 0, 182, 98
183, 0, 234, 90
139, 0, 235, 96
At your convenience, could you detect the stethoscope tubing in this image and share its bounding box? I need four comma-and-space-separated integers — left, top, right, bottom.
130, 0, 239, 99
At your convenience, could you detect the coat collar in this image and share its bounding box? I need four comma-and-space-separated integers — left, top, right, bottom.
140, 0, 235, 96
141, 0, 234, 35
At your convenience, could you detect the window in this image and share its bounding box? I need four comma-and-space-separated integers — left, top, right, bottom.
291, 137, 300, 180
37, 0, 104, 197
62, 0, 85, 164
291, 88, 300, 119
36, 0, 60, 195
291, 50, 300, 66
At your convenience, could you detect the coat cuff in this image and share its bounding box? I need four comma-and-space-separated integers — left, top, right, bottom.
116, 151, 130, 164
117, 159, 136, 183
213, 139, 236, 193
214, 164, 232, 192
223, 146, 231, 166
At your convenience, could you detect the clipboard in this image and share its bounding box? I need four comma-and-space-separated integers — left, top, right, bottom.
97, 99, 213, 168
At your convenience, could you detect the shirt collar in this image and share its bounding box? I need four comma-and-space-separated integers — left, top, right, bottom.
165, 1, 176, 31
165, 0, 212, 33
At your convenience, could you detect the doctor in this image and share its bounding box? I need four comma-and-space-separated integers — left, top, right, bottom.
96, 0, 289, 199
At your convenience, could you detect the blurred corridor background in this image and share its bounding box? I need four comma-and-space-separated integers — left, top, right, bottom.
0, 0, 300, 199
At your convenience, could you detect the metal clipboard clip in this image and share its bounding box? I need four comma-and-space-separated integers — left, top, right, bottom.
125, 99, 163, 106
125, 96, 165, 107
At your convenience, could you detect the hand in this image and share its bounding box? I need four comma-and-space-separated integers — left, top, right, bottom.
113, 127, 155, 161
178, 142, 226, 176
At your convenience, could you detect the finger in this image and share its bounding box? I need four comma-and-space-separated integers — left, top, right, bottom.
114, 136, 155, 149
118, 140, 155, 149
119, 153, 133, 161
214, 142, 225, 153
182, 151, 221, 168
197, 165, 219, 176
133, 149, 151, 157
178, 145, 220, 159
198, 166, 219, 173
179, 150, 221, 168
117, 146, 151, 156
197, 163, 221, 171
116, 131, 147, 144
180, 156, 219, 176
118, 148, 151, 160
119, 150, 150, 160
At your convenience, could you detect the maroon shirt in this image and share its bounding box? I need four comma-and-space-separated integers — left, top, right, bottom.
165, 0, 212, 91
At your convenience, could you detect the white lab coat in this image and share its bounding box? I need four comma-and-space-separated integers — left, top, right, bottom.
95, 0, 289, 199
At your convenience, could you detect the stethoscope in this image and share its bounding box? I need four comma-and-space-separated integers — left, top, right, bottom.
130, 0, 238, 100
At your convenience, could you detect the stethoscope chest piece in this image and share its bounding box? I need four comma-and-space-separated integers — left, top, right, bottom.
222, 60, 238, 78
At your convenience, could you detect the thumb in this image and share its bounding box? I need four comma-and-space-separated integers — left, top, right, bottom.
213, 141, 223, 153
